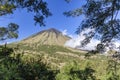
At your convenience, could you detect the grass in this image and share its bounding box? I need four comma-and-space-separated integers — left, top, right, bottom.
36, 45, 73, 54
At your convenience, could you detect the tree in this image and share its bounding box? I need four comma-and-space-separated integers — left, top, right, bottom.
0, 49, 57, 80
0, 23, 19, 41
0, 0, 51, 42
106, 59, 119, 80
0, 0, 51, 26
56, 61, 96, 80
64, 0, 120, 48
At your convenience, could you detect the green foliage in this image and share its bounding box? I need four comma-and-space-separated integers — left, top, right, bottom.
0, 45, 13, 56
56, 61, 96, 80
18, 57, 56, 80
65, 0, 120, 48
0, 46, 57, 80
0, 0, 51, 43
18, 44, 74, 54
13, 43, 120, 80
0, 57, 22, 80
64, 8, 82, 17
0, 3, 16, 16
106, 59, 120, 80
0, 23, 19, 41
0, 0, 51, 26
3, 44, 120, 80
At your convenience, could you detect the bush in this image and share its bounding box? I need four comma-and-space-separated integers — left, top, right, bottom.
0, 46, 57, 80
56, 61, 96, 80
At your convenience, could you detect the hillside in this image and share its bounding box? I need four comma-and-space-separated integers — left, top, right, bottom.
9, 28, 87, 67
20, 28, 71, 46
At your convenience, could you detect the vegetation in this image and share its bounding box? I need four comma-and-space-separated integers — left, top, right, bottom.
65, 0, 120, 49
0, 0, 51, 43
0, 23, 19, 41
1, 0, 120, 80
14, 44, 79, 54
0, 0, 51, 26
106, 59, 120, 80
1, 45, 120, 80
0, 46, 57, 80
37, 45, 73, 54
56, 61, 96, 80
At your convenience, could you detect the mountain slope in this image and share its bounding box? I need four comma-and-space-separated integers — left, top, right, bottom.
20, 28, 71, 46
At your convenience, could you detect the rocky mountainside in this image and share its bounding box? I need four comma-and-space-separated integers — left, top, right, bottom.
20, 28, 71, 46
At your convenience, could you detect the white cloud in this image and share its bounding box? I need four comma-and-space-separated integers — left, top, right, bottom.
64, 28, 120, 52
61, 29, 74, 38
64, 28, 100, 50
62, 29, 67, 35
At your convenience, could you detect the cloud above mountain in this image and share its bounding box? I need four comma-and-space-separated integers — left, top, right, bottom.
64, 28, 120, 51
62, 29, 67, 35
64, 28, 100, 50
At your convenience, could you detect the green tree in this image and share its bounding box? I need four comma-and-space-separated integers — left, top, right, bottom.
0, 0, 51, 42
106, 59, 120, 80
0, 1, 54, 79
0, 51, 57, 80
0, 0, 51, 26
56, 61, 96, 80
65, 0, 120, 48
0, 23, 19, 41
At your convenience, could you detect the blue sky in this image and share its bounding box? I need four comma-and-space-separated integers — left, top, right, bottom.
1, 0, 120, 51
1, 0, 85, 43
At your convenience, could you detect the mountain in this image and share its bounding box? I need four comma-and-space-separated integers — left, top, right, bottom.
20, 28, 71, 46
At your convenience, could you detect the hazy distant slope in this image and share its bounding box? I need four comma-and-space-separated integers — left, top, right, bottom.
20, 28, 71, 46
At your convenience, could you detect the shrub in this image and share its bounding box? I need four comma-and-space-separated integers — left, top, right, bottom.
56, 61, 96, 80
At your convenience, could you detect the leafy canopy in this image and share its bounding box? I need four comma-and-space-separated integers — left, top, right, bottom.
0, 0, 51, 41
65, 0, 120, 48
0, 0, 51, 26
0, 23, 19, 41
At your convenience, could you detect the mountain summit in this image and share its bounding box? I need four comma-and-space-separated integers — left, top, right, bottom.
21, 28, 71, 46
